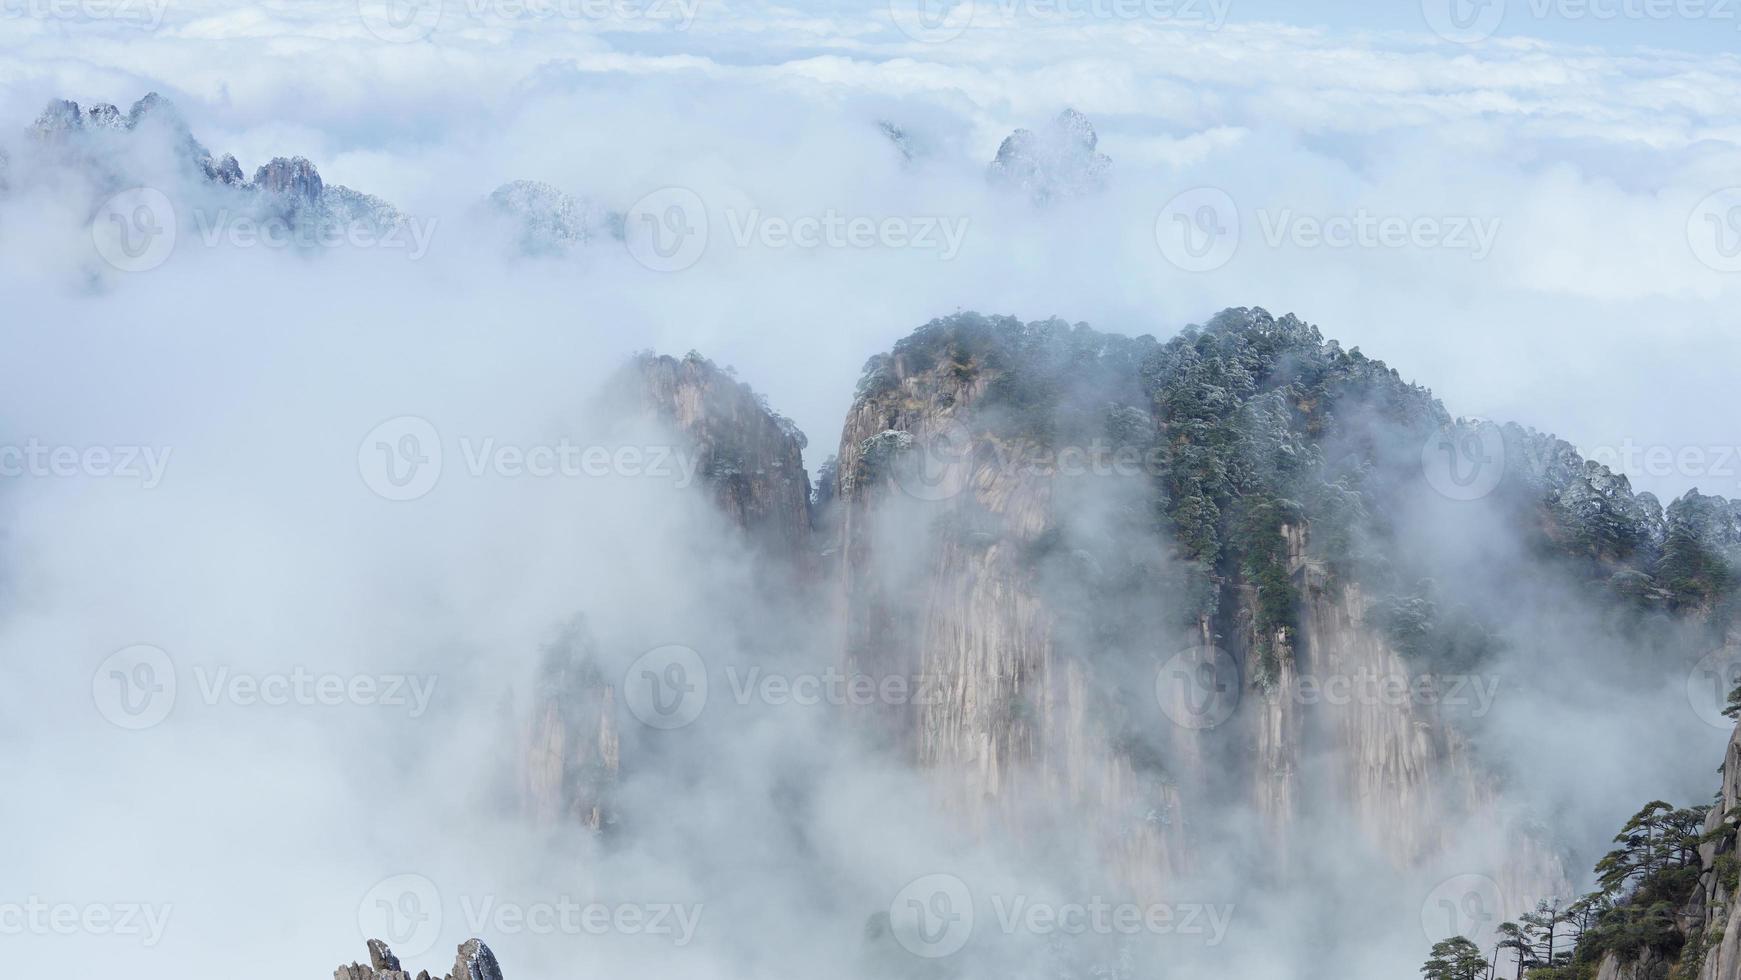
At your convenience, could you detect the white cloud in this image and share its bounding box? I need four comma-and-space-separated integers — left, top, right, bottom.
0, 9, 1737, 979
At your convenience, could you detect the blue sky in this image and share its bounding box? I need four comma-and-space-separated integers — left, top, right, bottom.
1201, 0, 1741, 53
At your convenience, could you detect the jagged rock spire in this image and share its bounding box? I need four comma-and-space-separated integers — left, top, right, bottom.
253, 156, 325, 203
367, 939, 401, 972
334, 940, 503, 980
450, 940, 503, 980
18, 93, 403, 236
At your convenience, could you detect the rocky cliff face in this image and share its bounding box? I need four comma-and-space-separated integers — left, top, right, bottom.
521, 619, 621, 832
1257, 535, 1468, 866
417, 307, 1741, 980
313, 305, 1741, 978
829, 311, 1589, 898
834, 343, 1189, 876
616, 352, 814, 570
1611, 707, 1741, 980
1693, 727, 1741, 980
316, 308, 1734, 972
1563, 702, 1741, 979
519, 352, 815, 833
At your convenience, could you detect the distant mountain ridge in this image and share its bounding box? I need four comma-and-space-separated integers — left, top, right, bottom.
18, 92, 404, 239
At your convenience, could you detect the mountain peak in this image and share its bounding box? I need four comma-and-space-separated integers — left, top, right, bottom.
988, 107, 1112, 205
252, 155, 325, 202
16, 95, 402, 240
125, 91, 184, 131
31, 99, 87, 137
487, 179, 619, 254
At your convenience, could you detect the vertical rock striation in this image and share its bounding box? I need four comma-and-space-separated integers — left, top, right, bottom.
521, 619, 620, 832
614, 351, 814, 571
829, 311, 1587, 897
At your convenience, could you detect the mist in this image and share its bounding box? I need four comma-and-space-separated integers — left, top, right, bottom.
3, 5, 1740, 980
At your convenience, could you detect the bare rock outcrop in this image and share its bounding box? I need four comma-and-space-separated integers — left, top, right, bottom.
1667, 706, 1741, 980
251, 155, 403, 235
987, 108, 1111, 205
30, 92, 218, 179
17, 93, 403, 240
516, 352, 814, 835
335, 940, 501, 980
830, 311, 1567, 899
486, 179, 620, 255
254, 155, 324, 201
521, 618, 620, 832
615, 351, 814, 570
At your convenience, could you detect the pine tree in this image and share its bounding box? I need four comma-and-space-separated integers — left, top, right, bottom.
1422, 936, 1490, 980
